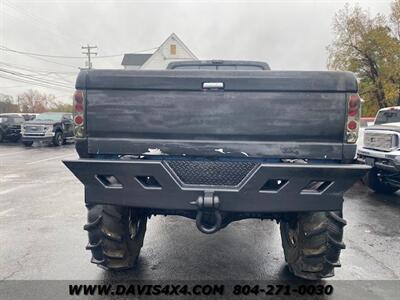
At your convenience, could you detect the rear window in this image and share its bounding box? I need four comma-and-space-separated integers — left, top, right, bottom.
35, 113, 64, 121
375, 110, 400, 125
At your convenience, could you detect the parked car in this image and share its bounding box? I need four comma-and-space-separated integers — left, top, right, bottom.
64, 61, 369, 280
358, 106, 400, 194
0, 114, 25, 142
21, 112, 74, 147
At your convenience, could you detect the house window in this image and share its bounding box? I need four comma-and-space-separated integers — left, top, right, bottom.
170, 44, 176, 55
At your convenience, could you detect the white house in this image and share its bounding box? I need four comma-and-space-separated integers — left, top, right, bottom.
121, 33, 198, 70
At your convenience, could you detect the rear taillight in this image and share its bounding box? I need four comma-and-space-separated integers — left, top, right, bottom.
75, 103, 84, 113
73, 90, 85, 137
346, 94, 361, 143
74, 115, 84, 125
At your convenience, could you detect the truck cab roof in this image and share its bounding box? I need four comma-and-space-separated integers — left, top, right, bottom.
377, 106, 400, 111
167, 60, 270, 70
374, 106, 400, 126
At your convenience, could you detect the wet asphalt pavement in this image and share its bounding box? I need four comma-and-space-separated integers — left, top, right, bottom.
0, 142, 399, 298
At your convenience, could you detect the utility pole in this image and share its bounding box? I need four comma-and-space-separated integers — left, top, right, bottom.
81, 44, 97, 69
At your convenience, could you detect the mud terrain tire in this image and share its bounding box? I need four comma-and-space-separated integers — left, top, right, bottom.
84, 204, 147, 270
280, 211, 346, 280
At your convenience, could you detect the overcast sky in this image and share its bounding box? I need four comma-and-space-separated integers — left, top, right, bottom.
0, 0, 394, 101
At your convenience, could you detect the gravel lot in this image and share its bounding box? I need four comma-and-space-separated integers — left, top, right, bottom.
0, 142, 399, 297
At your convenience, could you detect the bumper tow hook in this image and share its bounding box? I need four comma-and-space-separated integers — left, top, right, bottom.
191, 191, 222, 234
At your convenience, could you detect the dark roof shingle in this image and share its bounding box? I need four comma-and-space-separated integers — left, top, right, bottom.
121, 53, 153, 66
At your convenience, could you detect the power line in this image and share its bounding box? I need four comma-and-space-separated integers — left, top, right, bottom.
0, 73, 73, 92
94, 47, 158, 58
0, 61, 76, 87
0, 44, 158, 59
0, 46, 79, 69
0, 60, 77, 74
0, 68, 73, 90
1, 0, 157, 63
1, 85, 28, 89
0, 47, 85, 59
0, 67, 73, 87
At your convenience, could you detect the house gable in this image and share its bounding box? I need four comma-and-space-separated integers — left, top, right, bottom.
141, 33, 198, 70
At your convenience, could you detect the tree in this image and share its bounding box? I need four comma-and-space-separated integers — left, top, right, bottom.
14, 89, 72, 113
390, 0, 400, 39
48, 103, 73, 113
17, 89, 58, 113
388, 0, 400, 105
327, 1, 400, 116
0, 94, 19, 113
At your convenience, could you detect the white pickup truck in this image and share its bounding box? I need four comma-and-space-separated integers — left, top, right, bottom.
358, 106, 400, 194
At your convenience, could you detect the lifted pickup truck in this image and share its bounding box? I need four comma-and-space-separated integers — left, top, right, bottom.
64, 61, 369, 280
358, 107, 400, 194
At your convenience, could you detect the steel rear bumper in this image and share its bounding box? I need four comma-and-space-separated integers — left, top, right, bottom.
63, 159, 369, 213
22, 135, 54, 142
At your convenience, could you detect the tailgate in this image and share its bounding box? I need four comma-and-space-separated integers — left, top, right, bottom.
77, 70, 357, 159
